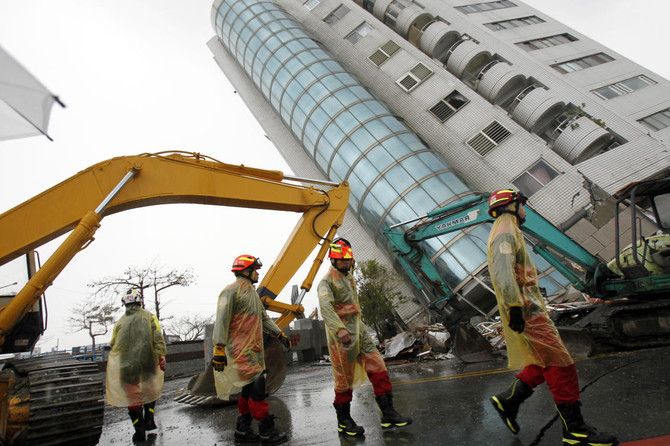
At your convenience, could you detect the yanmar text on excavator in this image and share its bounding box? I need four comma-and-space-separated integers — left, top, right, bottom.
0, 152, 350, 445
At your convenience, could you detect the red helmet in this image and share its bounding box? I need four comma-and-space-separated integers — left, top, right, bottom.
329, 238, 353, 260
488, 189, 528, 218
231, 255, 262, 273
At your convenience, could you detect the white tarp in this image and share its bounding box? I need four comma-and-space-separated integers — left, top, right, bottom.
0, 45, 63, 141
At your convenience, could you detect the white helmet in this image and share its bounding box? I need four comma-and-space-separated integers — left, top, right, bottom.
121, 288, 143, 305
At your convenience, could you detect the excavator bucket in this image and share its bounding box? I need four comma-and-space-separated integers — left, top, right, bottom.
175, 335, 287, 406
450, 322, 497, 363
557, 326, 593, 359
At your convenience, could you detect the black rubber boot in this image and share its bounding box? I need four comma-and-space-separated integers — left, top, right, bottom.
375, 392, 412, 428
490, 378, 534, 434
128, 407, 146, 443
259, 415, 287, 445
144, 401, 157, 431
556, 401, 619, 446
235, 413, 260, 443
333, 402, 365, 436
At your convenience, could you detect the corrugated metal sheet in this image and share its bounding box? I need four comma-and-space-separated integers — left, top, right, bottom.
576, 136, 670, 194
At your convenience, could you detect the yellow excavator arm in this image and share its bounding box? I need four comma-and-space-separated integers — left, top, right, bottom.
0, 151, 350, 349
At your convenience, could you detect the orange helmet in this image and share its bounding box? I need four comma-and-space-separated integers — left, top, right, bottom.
488, 189, 527, 218
231, 255, 262, 273
329, 238, 353, 260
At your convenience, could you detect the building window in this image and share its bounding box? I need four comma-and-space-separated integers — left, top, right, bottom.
429, 91, 469, 122
513, 159, 559, 197
304, 0, 320, 10
593, 75, 656, 100
324, 4, 350, 25
552, 53, 614, 74
638, 108, 670, 131
397, 63, 433, 92
346, 22, 373, 44
384, 0, 407, 26
455, 1, 516, 14
484, 15, 544, 31
362, 0, 375, 13
369, 40, 401, 66
466, 121, 511, 156
516, 33, 577, 51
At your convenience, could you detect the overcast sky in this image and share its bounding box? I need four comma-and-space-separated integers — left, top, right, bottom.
0, 0, 668, 352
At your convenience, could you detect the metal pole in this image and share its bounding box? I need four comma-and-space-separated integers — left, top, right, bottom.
282, 174, 340, 187
94, 170, 137, 215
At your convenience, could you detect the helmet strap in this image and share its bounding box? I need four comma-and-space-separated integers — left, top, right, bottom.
498, 206, 525, 225
239, 268, 258, 284
331, 258, 351, 275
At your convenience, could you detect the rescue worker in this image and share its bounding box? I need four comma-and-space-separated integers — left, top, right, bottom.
212, 254, 291, 445
486, 190, 618, 446
318, 238, 412, 437
106, 288, 167, 444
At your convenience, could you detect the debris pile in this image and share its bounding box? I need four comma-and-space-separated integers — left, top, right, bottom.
379, 325, 454, 363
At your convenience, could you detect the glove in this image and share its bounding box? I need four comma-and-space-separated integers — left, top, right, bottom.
508, 307, 525, 333
211, 344, 227, 371
158, 356, 166, 371
277, 332, 291, 351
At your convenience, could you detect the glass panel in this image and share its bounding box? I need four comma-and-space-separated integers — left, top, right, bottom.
539, 276, 562, 297
385, 200, 419, 227
451, 236, 487, 272
528, 247, 550, 270
549, 269, 570, 286
369, 178, 397, 208
421, 175, 456, 203
404, 186, 437, 215
359, 194, 385, 229
594, 86, 620, 100
330, 154, 349, 182
513, 172, 542, 197
528, 160, 558, 185
336, 139, 363, 165
349, 127, 378, 152
351, 158, 379, 185
385, 164, 415, 194
435, 251, 468, 288
468, 224, 492, 248
401, 155, 432, 180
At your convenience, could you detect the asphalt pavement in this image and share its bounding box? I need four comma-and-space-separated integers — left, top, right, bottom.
98, 345, 670, 445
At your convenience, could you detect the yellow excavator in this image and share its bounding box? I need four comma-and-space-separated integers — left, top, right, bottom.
0, 151, 349, 445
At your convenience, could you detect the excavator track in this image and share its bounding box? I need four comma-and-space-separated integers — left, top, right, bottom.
2, 353, 104, 445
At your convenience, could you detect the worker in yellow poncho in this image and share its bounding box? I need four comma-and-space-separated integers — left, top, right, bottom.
486, 190, 617, 446
212, 254, 290, 445
106, 288, 167, 444
318, 238, 411, 437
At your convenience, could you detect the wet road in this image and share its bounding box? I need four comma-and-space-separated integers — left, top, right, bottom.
99, 346, 670, 445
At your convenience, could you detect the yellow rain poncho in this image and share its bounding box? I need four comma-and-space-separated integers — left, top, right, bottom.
487, 213, 573, 370
318, 266, 386, 393
213, 276, 282, 397
106, 305, 167, 407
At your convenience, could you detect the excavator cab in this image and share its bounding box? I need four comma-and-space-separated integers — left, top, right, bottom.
611, 178, 670, 279
0, 252, 43, 354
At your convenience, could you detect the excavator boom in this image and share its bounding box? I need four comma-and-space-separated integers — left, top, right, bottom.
0, 151, 350, 443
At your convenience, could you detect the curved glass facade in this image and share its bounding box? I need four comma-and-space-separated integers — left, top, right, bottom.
212, 0, 566, 301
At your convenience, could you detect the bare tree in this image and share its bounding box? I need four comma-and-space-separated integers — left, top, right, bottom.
67, 294, 119, 353
165, 313, 214, 341
87, 261, 196, 321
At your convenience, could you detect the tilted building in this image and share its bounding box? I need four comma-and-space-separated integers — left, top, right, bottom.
207, 0, 669, 325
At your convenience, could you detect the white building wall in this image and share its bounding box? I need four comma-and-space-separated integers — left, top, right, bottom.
276, 0, 667, 260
